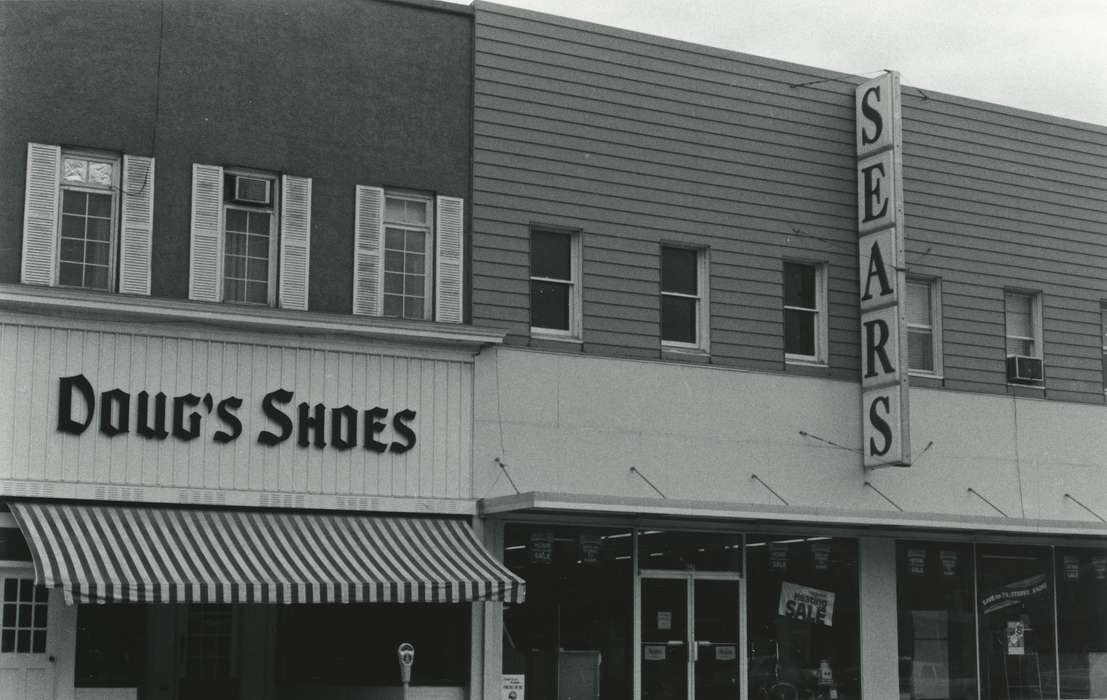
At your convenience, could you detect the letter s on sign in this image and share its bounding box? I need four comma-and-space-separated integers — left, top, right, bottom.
868, 395, 893, 457
860, 85, 883, 145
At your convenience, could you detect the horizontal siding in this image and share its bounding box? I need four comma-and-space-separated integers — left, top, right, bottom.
472, 2, 1107, 403
472, 3, 858, 369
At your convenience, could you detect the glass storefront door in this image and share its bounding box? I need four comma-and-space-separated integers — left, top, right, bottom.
640, 574, 741, 700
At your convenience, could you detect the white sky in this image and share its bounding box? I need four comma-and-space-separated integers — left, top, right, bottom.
465, 0, 1107, 128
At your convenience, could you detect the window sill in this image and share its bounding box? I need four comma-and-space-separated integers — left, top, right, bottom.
662, 345, 710, 363
529, 329, 582, 344
1006, 382, 1045, 390
785, 356, 826, 367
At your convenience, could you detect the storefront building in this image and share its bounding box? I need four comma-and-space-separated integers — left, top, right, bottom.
0, 1, 524, 699
467, 4, 1107, 700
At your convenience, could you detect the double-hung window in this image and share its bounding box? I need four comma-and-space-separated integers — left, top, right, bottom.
907, 278, 942, 375
383, 194, 433, 320
189, 164, 311, 310
660, 245, 708, 351
351, 187, 464, 324
223, 172, 278, 305
783, 261, 826, 363
21, 143, 155, 294
1004, 291, 1041, 358
529, 228, 580, 339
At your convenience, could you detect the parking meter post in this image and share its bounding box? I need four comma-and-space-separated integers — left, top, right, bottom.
398, 642, 415, 700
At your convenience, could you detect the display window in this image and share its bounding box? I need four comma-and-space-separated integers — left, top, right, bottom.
977, 544, 1058, 700
895, 541, 977, 700
746, 535, 859, 700
502, 524, 634, 700
1056, 546, 1107, 699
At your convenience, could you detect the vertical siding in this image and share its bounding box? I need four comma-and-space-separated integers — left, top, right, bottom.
471, 3, 860, 376
902, 92, 1107, 402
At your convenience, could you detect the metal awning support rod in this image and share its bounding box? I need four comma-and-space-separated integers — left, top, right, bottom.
1064, 493, 1107, 523
751, 474, 789, 506
494, 457, 520, 495
863, 481, 903, 511
967, 487, 1008, 518
629, 466, 667, 499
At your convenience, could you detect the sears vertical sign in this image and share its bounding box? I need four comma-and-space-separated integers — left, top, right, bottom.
856, 72, 910, 467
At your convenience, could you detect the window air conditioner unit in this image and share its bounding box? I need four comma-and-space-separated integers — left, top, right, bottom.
1006, 355, 1043, 384
232, 176, 272, 206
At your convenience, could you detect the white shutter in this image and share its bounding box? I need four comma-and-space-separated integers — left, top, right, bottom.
279, 175, 311, 310
435, 195, 465, 323
352, 185, 385, 316
118, 154, 155, 295
189, 164, 223, 302
21, 143, 61, 285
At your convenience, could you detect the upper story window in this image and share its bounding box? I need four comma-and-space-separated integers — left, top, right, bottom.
1005, 290, 1043, 386
783, 261, 826, 364
907, 278, 942, 376
1005, 291, 1042, 358
189, 164, 311, 311
661, 245, 708, 352
530, 228, 580, 340
383, 194, 433, 320
223, 172, 278, 305
351, 187, 464, 324
21, 143, 154, 295
59, 154, 119, 291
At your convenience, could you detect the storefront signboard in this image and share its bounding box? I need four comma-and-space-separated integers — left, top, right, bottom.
778, 581, 836, 627
856, 71, 910, 468
939, 550, 958, 576
907, 547, 926, 575
502, 674, 525, 700
769, 543, 789, 571
530, 532, 554, 563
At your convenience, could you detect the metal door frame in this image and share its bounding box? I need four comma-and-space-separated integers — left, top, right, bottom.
635, 569, 746, 700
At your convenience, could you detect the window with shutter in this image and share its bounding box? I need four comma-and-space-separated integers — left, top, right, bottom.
189, 165, 312, 309
21, 143, 154, 295
351, 188, 465, 324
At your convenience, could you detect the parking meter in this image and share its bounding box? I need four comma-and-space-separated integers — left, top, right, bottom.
398, 642, 415, 686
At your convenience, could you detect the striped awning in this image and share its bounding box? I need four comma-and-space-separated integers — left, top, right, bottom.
9, 501, 524, 605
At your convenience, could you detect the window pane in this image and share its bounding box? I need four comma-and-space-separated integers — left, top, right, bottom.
405, 251, 425, 274
225, 209, 248, 232
907, 282, 931, 325
661, 295, 696, 343
87, 241, 110, 265
385, 228, 404, 250
224, 256, 245, 279
407, 230, 426, 253
87, 192, 112, 219
977, 544, 1057, 700
384, 197, 405, 222
246, 234, 269, 259
1007, 337, 1034, 356
246, 258, 268, 282
60, 238, 84, 263
384, 272, 403, 294
62, 190, 86, 215
1005, 293, 1032, 338
1057, 547, 1107, 699
223, 279, 245, 303
531, 231, 572, 281
747, 536, 860, 700
58, 263, 83, 287
908, 329, 934, 372
384, 251, 404, 273
531, 280, 570, 330
404, 274, 424, 296
32, 630, 45, 654
86, 266, 109, 291
247, 211, 270, 236
785, 308, 816, 356
17, 629, 29, 653
383, 294, 403, 318
61, 214, 85, 238
661, 247, 698, 295
784, 262, 816, 309
1, 629, 12, 653
405, 298, 425, 320
896, 542, 977, 700
246, 282, 268, 305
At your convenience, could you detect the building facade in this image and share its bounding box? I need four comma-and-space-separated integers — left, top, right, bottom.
467, 4, 1107, 700
0, 2, 523, 700
4, 2, 1107, 700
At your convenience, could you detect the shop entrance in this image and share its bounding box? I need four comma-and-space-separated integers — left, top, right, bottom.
0, 567, 57, 700
639, 573, 742, 700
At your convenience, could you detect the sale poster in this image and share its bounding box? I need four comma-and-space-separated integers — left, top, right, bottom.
778, 581, 836, 627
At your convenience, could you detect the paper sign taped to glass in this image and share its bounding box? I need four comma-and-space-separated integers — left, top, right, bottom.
777, 581, 836, 627
981, 574, 1048, 615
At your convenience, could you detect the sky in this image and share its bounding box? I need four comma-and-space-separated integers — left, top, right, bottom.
459, 0, 1107, 128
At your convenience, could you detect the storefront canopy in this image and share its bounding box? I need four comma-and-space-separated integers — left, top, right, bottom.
9, 501, 524, 605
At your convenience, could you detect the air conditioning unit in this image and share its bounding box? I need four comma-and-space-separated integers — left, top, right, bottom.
232, 175, 272, 205
1006, 355, 1043, 384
